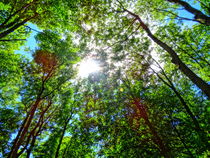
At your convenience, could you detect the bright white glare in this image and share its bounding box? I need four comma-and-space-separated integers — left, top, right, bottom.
78, 59, 100, 78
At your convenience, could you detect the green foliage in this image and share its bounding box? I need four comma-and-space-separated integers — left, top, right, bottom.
0, 0, 209, 157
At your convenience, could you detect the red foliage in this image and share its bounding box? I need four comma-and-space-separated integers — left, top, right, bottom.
34, 50, 58, 73
127, 98, 149, 130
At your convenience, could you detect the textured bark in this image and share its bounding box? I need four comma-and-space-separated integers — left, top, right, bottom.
167, 0, 210, 25
125, 9, 210, 99
17, 101, 51, 157
26, 103, 54, 158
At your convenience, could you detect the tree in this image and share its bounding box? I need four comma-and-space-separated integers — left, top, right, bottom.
167, 0, 210, 25
0, 0, 78, 39
1, 0, 209, 157
6, 29, 79, 157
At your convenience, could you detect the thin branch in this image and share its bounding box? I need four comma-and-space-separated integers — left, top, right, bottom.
195, 0, 210, 14
0, 39, 26, 42
0, 0, 37, 28
25, 25, 42, 33
156, 8, 198, 22
104, 23, 140, 51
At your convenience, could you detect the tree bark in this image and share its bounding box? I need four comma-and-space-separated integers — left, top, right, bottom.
26, 102, 53, 158
9, 53, 56, 158
7, 112, 30, 158
26, 121, 44, 158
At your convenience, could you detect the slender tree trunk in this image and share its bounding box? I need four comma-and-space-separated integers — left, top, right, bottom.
26, 122, 43, 158
133, 99, 171, 158
146, 30, 210, 98
169, 86, 209, 148
9, 98, 42, 158
150, 59, 202, 132
125, 9, 210, 98
9, 54, 55, 158
17, 108, 45, 157
26, 136, 36, 158
170, 118, 194, 158
26, 103, 52, 158
145, 119, 170, 158
149, 60, 209, 148
55, 116, 72, 158
7, 112, 30, 158
167, 0, 210, 25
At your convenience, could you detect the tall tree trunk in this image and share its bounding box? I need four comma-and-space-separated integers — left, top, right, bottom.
55, 116, 72, 158
9, 53, 55, 158
170, 117, 194, 158
26, 102, 52, 158
125, 9, 210, 99
149, 59, 209, 148
26, 121, 44, 158
9, 98, 42, 158
7, 112, 30, 158
133, 99, 171, 158
150, 59, 202, 131
145, 119, 170, 158
167, 0, 210, 25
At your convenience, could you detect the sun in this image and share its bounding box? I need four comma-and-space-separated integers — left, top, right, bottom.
78, 59, 100, 77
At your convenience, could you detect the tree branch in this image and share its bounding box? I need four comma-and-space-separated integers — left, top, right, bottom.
0, 39, 26, 42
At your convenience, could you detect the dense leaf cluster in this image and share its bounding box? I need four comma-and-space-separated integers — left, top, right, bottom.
0, 0, 209, 157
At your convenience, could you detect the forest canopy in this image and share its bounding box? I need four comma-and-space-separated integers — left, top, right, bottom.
0, 0, 209, 157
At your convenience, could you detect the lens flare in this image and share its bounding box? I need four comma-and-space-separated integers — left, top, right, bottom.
78, 59, 100, 77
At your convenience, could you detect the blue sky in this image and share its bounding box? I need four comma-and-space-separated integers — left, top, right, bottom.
15, 23, 41, 60
176, 2, 200, 26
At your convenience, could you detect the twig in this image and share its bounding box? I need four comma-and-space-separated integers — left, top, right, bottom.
156, 8, 197, 22
0, 39, 26, 42
25, 25, 42, 33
